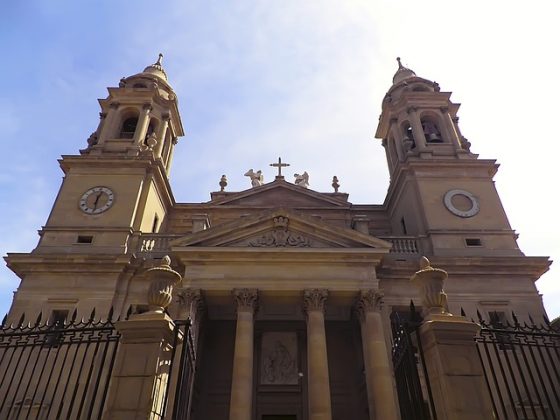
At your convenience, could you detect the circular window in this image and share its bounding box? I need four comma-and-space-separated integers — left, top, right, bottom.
443, 189, 480, 218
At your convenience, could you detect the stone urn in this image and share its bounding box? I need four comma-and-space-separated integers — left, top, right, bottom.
410, 256, 450, 316
145, 255, 182, 313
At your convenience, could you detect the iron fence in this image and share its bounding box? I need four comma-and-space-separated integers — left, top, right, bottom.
474, 311, 560, 420
0, 309, 120, 420
391, 302, 436, 420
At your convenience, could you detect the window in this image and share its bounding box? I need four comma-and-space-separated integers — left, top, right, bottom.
465, 238, 482, 247
77, 235, 93, 244
120, 117, 138, 138
151, 214, 159, 233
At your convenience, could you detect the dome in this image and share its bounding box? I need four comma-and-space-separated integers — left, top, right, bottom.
392, 57, 416, 85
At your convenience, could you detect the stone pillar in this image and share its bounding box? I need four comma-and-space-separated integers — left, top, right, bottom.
103, 312, 179, 420
303, 289, 332, 420
154, 115, 170, 158
133, 103, 153, 145
98, 102, 120, 144
177, 288, 204, 348
389, 121, 405, 161
440, 107, 464, 152
355, 290, 399, 420
165, 137, 178, 175
407, 106, 428, 152
411, 257, 494, 419
229, 288, 258, 420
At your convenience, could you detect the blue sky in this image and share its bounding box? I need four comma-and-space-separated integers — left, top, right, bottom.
1, 1, 559, 318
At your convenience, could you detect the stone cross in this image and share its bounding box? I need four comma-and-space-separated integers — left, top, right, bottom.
270, 157, 290, 179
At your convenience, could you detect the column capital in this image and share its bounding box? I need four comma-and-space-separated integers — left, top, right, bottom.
355, 289, 384, 322
233, 288, 258, 313
177, 288, 205, 317
303, 289, 328, 314
143, 103, 153, 112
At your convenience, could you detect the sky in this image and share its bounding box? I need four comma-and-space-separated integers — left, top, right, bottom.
1, 1, 559, 319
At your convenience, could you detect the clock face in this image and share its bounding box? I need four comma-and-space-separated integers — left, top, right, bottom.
443, 189, 480, 218
79, 187, 115, 214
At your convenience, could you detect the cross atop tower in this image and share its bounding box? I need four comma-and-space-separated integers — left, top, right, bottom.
270, 157, 290, 180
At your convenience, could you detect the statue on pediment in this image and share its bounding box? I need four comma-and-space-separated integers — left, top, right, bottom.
244, 169, 264, 187
294, 171, 309, 188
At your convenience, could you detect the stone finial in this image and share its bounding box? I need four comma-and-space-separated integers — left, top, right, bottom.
145, 255, 182, 313
332, 176, 340, 193
410, 257, 450, 316
303, 289, 328, 313
233, 288, 258, 313
219, 174, 228, 191
355, 289, 384, 321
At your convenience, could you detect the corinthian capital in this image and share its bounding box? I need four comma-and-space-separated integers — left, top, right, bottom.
303, 289, 328, 313
177, 288, 204, 318
233, 288, 258, 313
355, 289, 384, 322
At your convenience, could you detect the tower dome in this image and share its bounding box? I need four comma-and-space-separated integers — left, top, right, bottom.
142, 53, 168, 81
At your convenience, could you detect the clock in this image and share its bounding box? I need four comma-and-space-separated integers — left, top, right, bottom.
443, 189, 480, 218
79, 187, 115, 214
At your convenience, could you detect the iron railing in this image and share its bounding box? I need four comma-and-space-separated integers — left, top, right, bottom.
474, 311, 560, 420
0, 309, 120, 420
391, 303, 436, 420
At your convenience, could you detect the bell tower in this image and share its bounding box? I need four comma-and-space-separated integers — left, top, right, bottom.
376, 58, 521, 257
35, 54, 185, 254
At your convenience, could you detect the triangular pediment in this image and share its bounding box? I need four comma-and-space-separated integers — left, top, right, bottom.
209, 180, 350, 208
170, 209, 391, 250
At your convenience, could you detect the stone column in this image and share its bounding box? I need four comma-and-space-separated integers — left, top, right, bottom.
412, 258, 494, 419
133, 103, 153, 145
165, 137, 178, 175
389, 121, 405, 161
154, 114, 170, 158
303, 289, 332, 420
229, 288, 258, 420
407, 106, 428, 152
440, 107, 464, 152
98, 102, 120, 144
355, 290, 399, 420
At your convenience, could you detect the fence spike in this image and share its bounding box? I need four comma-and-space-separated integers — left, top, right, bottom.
460, 307, 466, 317
70, 307, 78, 324
511, 310, 519, 326
89, 308, 96, 322
476, 309, 482, 322
107, 306, 114, 322
1, 314, 6, 328
17, 312, 25, 328
35, 311, 42, 327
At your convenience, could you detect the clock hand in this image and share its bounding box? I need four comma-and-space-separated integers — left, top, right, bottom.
93, 192, 103, 209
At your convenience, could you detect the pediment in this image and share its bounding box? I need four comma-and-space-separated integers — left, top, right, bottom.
209, 180, 350, 208
170, 209, 391, 250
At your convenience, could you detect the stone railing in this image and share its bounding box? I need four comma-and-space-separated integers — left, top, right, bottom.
380, 236, 420, 254
137, 234, 420, 255
138, 234, 180, 254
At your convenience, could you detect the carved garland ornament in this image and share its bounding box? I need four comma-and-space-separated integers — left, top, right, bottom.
249, 216, 311, 248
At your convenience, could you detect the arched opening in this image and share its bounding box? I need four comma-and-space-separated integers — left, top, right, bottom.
119, 116, 138, 139
421, 117, 443, 143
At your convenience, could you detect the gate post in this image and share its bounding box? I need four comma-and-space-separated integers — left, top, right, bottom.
102, 312, 181, 420
412, 258, 494, 420
103, 256, 183, 420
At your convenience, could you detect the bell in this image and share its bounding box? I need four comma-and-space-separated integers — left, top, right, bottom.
428, 133, 442, 142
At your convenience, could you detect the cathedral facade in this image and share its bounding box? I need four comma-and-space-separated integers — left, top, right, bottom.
3, 56, 551, 419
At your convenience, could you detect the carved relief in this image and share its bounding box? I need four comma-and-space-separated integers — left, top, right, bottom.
232, 288, 258, 313
355, 289, 384, 321
303, 289, 328, 313
260, 332, 299, 385
249, 216, 310, 247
